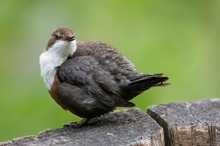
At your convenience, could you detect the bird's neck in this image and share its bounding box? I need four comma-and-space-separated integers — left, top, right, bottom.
39, 45, 69, 90
39, 40, 77, 90
39, 50, 67, 90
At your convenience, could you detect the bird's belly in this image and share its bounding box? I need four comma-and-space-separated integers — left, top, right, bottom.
49, 75, 113, 118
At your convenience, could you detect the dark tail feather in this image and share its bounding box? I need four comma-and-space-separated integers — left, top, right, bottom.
124, 73, 169, 100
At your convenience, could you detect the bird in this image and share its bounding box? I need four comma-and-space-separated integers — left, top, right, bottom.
39, 26, 169, 127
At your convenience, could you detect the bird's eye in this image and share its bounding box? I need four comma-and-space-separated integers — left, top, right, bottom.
54, 34, 61, 39
52, 32, 62, 40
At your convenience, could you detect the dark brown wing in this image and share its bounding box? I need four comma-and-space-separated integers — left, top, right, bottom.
57, 56, 133, 117
74, 41, 169, 100
74, 41, 141, 86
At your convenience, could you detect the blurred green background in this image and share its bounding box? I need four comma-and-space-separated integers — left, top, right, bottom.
0, 0, 220, 141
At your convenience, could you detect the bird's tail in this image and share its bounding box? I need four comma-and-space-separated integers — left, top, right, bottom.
124, 73, 169, 100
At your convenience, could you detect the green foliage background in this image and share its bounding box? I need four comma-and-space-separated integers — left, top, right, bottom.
0, 0, 220, 141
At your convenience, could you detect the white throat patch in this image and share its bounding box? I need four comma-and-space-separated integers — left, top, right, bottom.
39, 40, 77, 90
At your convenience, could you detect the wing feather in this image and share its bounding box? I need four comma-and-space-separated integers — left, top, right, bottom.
57, 56, 121, 108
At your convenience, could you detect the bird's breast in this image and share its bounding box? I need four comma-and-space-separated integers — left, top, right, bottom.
49, 74, 68, 110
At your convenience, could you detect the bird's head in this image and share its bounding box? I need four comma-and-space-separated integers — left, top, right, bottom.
45, 26, 77, 57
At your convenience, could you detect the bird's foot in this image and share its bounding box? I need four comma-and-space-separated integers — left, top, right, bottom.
63, 118, 90, 128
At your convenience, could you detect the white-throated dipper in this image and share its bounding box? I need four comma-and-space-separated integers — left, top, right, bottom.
39, 26, 169, 127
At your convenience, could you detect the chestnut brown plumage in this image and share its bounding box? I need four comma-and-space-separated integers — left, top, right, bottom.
39, 27, 169, 127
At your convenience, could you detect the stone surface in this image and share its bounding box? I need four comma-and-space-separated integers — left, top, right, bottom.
148, 98, 220, 146
0, 109, 164, 146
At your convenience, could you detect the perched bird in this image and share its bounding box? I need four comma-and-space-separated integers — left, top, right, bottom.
39, 26, 169, 127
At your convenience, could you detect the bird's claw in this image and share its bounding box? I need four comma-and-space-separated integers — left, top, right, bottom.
63, 118, 90, 128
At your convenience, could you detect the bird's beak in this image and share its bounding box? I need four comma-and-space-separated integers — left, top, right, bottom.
66, 35, 75, 42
